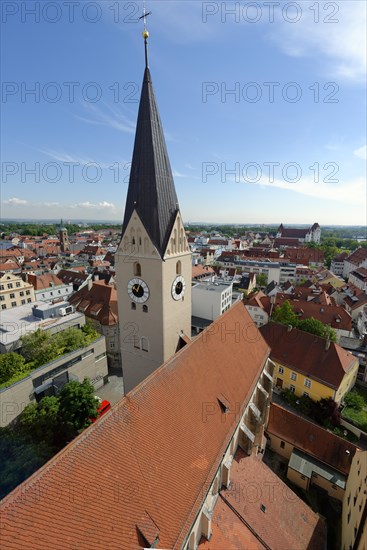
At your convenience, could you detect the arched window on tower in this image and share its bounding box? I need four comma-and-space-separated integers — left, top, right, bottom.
176, 260, 181, 275
134, 262, 141, 276
141, 337, 149, 352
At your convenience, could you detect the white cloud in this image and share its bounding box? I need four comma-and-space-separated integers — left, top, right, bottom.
75, 101, 136, 134
269, 1, 366, 82
3, 197, 28, 206
254, 175, 366, 204
354, 145, 367, 160
172, 170, 187, 178
74, 201, 116, 210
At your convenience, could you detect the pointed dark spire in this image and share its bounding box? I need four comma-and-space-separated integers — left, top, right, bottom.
122, 48, 179, 257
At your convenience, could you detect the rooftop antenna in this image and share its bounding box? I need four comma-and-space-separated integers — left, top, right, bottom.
139, 2, 152, 68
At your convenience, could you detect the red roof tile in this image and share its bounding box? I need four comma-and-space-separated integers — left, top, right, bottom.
260, 323, 357, 389
267, 403, 358, 475
0, 302, 270, 550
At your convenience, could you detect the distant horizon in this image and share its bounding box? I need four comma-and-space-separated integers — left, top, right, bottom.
1, 218, 366, 231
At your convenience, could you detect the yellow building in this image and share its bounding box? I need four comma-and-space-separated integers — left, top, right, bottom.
260, 323, 359, 404
0, 272, 35, 310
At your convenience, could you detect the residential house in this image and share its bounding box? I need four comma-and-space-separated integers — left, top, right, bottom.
267, 403, 367, 550
0, 272, 35, 310
343, 248, 367, 280
260, 323, 359, 404
26, 273, 73, 303
349, 267, 367, 291
68, 280, 120, 369
331, 252, 349, 277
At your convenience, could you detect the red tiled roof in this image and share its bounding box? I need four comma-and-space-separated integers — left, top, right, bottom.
260, 323, 357, 389
192, 265, 215, 279
203, 449, 326, 550
267, 403, 358, 475
69, 280, 118, 325
199, 493, 265, 549
27, 273, 64, 290
0, 302, 270, 550
346, 247, 367, 266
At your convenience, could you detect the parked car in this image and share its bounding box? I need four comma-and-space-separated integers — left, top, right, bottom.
90, 398, 111, 423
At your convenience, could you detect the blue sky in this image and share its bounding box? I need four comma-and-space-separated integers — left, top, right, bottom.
1, 0, 366, 225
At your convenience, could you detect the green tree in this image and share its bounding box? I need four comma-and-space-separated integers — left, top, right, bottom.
21, 329, 58, 367
256, 273, 268, 287
0, 427, 53, 499
55, 327, 86, 354
0, 353, 27, 384
344, 391, 366, 410
271, 300, 298, 326
312, 397, 340, 428
58, 379, 98, 437
297, 317, 337, 342
18, 397, 60, 447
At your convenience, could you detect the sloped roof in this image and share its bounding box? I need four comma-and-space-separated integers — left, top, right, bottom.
346, 247, 367, 266
260, 323, 356, 389
69, 280, 118, 325
27, 273, 65, 290
122, 67, 179, 257
201, 449, 326, 550
267, 403, 358, 475
0, 302, 270, 549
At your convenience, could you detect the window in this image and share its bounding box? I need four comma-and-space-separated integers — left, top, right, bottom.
7, 283, 13, 289
176, 260, 181, 275
304, 379, 312, 388
289, 385, 295, 393
1, 304, 6, 310
143, 305, 148, 313
21, 300, 26, 305
303, 392, 309, 397
134, 262, 141, 276
27, 298, 32, 303
20, 291, 24, 296
0, 285, 4, 290
131, 303, 136, 310
11, 301, 16, 307
141, 337, 149, 352
133, 336, 140, 349
26, 290, 30, 295
0, 296, 4, 301
9, 293, 15, 299
16, 282, 21, 287
278, 366, 284, 374
280, 441, 285, 449
291, 372, 297, 381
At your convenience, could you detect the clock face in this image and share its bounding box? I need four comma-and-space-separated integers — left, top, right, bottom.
128, 278, 150, 303
172, 276, 186, 300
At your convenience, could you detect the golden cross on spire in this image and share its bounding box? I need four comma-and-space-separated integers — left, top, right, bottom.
139, 2, 152, 68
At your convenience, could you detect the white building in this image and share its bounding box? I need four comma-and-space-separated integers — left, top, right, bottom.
192, 282, 233, 321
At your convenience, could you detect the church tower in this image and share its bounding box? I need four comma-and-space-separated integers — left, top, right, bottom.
59, 220, 70, 253
116, 20, 192, 392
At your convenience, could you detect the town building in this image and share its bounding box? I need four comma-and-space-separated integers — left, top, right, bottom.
0, 302, 326, 548
349, 267, 367, 291
26, 273, 73, 303
0, 271, 35, 310
267, 403, 367, 550
69, 280, 120, 370
59, 220, 71, 253
343, 247, 367, 280
260, 323, 359, 404
115, 36, 191, 392
276, 223, 321, 244
192, 282, 233, 322
0, 334, 108, 427
331, 251, 349, 276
